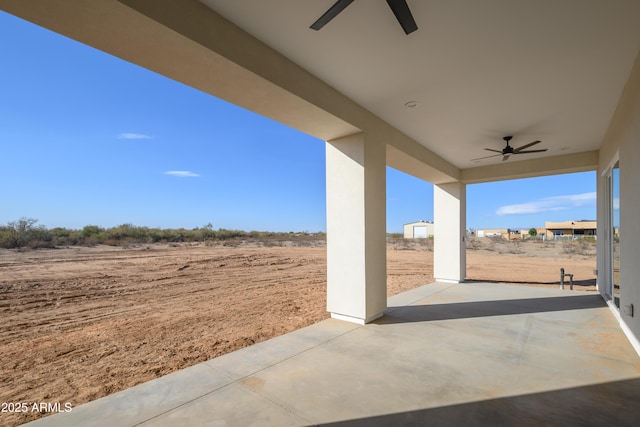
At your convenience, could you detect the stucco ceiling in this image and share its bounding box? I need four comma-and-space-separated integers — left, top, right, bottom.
200, 0, 640, 169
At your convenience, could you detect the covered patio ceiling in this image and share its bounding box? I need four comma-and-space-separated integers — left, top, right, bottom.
202, 0, 640, 171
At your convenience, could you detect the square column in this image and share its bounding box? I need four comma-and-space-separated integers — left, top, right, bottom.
326, 133, 386, 324
434, 182, 466, 283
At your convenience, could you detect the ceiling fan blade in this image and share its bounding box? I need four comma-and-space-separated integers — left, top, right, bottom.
386, 0, 418, 35
502, 154, 511, 161
515, 149, 548, 154
484, 148, 503, 153
513, 140, 541, 152
310, 0, 354, 31
471, 153, 502, 161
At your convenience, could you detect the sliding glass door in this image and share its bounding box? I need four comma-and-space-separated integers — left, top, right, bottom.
612, 162, 621, 308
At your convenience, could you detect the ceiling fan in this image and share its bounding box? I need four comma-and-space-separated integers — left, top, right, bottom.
310, 0, 418, 35
472, 136, 547, 162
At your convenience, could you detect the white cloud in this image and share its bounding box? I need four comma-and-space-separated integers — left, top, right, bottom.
117, 133, 152, 140
164, 170, 200, 178
544, 192, 597, 206
497, 203, 567, 216
497, 192, 596, 216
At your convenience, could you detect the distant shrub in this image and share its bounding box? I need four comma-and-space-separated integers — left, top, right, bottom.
482, 238, 500, 252
416, 236, 434, 251
466, 237, 482, 250
562, 240, 595, 256
499, 241, 524, 254
0, 218, 326, 250
82, 225, 104, 238
387, 235, 433, 251
215, 228, 245, 240
0, 218, 51, 249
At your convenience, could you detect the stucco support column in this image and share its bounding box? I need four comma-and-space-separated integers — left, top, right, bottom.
434, 182, 466, 283
326, 132, 386, 324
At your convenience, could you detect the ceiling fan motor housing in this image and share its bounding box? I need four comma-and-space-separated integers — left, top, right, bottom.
502, 136, 513, 154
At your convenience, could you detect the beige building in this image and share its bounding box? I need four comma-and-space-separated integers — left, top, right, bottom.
475, 228, 523, 240
403, 221, 434, 239
523, 227, 547, 239
545, 220, 597, 239
475, 228, 506, 238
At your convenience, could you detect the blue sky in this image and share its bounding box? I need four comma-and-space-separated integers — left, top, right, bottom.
0, 12, 597, 233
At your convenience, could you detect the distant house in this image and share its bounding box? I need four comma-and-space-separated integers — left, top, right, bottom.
474, 228, 523, 240
475, 228, 506, 238
403, 221, 434, 239
545, 220, 597, 239
525, 227, 547, 239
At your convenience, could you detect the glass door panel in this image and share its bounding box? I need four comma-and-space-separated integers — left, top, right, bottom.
612, 162, 620, 308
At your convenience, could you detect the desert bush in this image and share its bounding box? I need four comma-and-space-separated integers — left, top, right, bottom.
386, 236, 410, 250
0, 227, 13, 248
0, 218, 327, 249
466, 237, 483, 250
0, 218, 50, 249
499, 241, 524, 254
562, 239, 596, 256
386, 235, 433, 251
562, 242, 578, 254
215, 228, 245, 240
82, 225, 104, 238
416, 236, 434, 251
262, 239, 284, 248
480, 237, 501, 252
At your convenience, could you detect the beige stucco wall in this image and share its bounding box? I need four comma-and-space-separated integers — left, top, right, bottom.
546, 221, 597, 230
545, 221, 597, 239
597, 49, 640, 350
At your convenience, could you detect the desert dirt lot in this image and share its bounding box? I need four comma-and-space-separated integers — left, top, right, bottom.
1, 239, 596, 425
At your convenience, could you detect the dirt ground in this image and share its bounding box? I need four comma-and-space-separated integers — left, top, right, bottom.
0, 240, 596, 426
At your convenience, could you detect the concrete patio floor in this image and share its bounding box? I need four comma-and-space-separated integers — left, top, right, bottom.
26, 282, 640, 426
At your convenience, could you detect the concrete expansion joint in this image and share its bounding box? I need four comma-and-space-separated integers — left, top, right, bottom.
192, 325, 364, 426
127, 363, 241, 426
430, 281, 461, 294
222, 322, 361, 383
237, 378, 314, 425
203, 361, 236, 383
132, 381, 230, 427
226, 323, 362, 425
